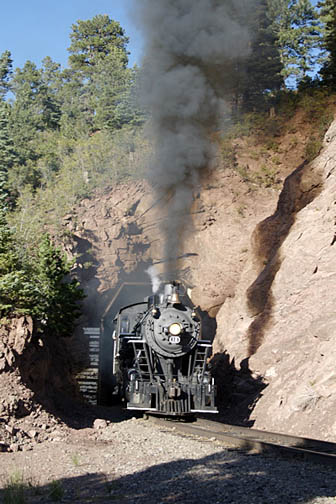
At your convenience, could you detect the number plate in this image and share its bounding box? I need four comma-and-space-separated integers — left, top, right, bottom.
169, 336, 181, 344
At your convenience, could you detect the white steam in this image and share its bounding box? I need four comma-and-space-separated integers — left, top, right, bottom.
146, 265, 162, 294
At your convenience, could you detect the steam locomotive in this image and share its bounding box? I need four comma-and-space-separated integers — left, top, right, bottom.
112, 282, 217, 416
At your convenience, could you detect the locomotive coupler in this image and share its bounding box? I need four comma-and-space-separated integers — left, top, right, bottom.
168, 384, 182, 399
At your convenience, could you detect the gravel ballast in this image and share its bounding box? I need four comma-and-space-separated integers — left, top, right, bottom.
0, 417, 335, 503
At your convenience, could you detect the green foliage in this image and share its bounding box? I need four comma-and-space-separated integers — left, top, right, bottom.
225, 0, 284, 114
0, 209, 84, 336
48, 480, 64, 502
0, 101, 16, 209
305, 136, 323, 161
297, 88, 334, 137
2, 15, 144, 200
70, 453, 81, 466
268, 0, 322, 85
242, 0, 283, 110
3, 471, 27, 504
234, 162, 279, 188
8, 60, 62, 191
318, 0, 336, 87
90, 56, 145, 131
9, 128, 147, 250
220, 138, 236, 167
31, 234, 85, 337
0, 50, 13, 99
68, 15, 129, 73
0, 10, 332, 336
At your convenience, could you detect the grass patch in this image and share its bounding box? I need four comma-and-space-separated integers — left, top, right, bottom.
70, 453, 81, 467
220, 138, 236, 168
234, 163, 279, 189
48, 480, 64, 502
3, 471, 29, 504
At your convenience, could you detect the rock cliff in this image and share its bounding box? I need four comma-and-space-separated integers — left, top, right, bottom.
63, 114, 336, 440
215, 120, 336, 441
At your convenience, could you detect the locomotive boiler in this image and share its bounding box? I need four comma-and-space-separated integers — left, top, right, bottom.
112, 282, 217, 415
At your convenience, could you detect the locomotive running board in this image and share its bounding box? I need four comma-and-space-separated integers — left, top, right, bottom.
190, 409, 218, 413
127, 407, 158, 410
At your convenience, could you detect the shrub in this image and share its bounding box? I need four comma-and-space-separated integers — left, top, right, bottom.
0, 212, 84, 337
305, 137, 323, 162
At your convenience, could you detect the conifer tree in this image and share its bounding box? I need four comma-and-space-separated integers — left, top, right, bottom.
0, 228, 84, 336
242, 0, 284, 110
0, 50, 12, 99
9, 61, 62, 189
65, 15, 141, 134
268, 0, 322, 85
68, 15, 129, 75
32, 234, 85, 337
318, 0, 336, 87
0, 101, 15, 209
90, 51, 144, 131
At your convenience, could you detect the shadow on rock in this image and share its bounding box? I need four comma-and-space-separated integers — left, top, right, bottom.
210, 352, 267, 427
246, 160, 323, 357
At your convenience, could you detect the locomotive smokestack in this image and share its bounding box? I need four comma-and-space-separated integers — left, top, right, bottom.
132, 0, 256, 275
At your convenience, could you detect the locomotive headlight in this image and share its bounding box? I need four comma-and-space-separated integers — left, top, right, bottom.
169, 323, 182, 336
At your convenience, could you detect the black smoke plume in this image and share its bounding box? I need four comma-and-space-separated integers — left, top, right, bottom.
133, 0, 257, 276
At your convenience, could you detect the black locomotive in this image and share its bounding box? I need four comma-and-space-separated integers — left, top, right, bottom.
112, 282, 217, 415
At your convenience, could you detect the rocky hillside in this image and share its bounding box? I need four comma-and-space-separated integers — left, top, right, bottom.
57, 106, 336, 440
67, 106, 326, 323
3, 106, 334, 443
215, 119, 336, 441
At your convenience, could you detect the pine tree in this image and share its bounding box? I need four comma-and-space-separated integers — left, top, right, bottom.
8, 60, 62, 190
58, 67, 91, 138
242, 0, 284, 110
68, 15, 129, 75
268, 0, 322, 85
90, 51, 144, 131
318, 0, 336, 87
0, 50, 12, 99
0, 208, 36, 315
40, 57, 62, 130
0, 101, 16, 209
219, 0, 284, 113
32, 234, 85, 337
0, 228, 84, 336
64, 15, 140, 134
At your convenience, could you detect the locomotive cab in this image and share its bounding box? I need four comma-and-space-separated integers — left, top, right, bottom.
112, 282, 217, 416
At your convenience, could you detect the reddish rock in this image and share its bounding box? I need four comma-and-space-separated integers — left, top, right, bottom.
215, 120, 336, 441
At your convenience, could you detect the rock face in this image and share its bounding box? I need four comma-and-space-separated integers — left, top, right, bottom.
215, 120, 336, 441
64, 114, 336, 440
67, 174, 279, 328
0, 317, 79, 417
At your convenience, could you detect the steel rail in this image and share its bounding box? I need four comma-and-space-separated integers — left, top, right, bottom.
147, 416, 336, 467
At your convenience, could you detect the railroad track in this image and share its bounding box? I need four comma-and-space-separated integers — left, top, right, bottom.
147, 415, 336, 467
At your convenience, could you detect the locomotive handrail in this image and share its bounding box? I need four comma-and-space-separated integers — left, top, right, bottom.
111, 281, 217, 415
132, 308, 151, 333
